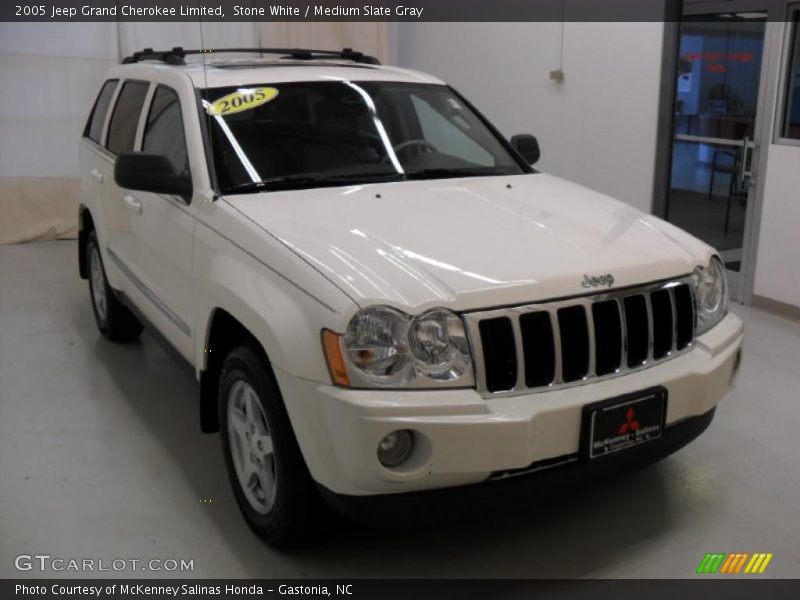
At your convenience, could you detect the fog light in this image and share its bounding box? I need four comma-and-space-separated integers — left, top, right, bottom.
377, 430, 414, 467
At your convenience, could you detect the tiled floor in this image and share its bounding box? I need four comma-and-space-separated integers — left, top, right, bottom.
1, 240, 799, 578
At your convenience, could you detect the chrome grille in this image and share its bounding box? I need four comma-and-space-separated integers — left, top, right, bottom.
465, 276, 696, 397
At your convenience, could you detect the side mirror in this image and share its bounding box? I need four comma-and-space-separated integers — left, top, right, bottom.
510, 134, 540, 165
114, 153, 192, 202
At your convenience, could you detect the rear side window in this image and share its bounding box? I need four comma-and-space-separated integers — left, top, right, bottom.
106, 81, 149, 155
143, 86, 189, 174
84, 79, 118, 143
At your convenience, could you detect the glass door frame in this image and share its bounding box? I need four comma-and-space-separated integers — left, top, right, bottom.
653, 0, 788, 304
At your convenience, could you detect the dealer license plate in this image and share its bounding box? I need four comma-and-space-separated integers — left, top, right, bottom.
582, 387, 667, 459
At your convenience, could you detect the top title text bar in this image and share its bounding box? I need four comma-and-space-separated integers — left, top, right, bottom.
5, 0, 676, 22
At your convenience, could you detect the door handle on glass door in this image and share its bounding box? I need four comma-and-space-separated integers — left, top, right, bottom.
123, 195, 142, 214
90, 169, 104, 183
739, 136, 753, 187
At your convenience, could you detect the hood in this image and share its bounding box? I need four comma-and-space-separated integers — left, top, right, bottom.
225, 173, 711, 311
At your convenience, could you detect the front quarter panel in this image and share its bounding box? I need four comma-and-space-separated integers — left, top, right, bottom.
192, 197, 356, 383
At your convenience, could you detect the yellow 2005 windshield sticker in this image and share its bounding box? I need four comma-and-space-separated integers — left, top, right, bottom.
207, 87, 279, 116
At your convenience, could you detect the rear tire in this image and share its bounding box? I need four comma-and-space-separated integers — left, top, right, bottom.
86, 231, 142, 342
219, 345, 320, 548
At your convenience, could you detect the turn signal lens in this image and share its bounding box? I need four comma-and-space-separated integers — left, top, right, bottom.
322, 329, 350, 387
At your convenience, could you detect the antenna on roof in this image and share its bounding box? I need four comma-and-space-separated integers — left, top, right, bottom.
197, 29, 220, 201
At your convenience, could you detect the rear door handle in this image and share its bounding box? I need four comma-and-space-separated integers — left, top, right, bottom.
90, 169, 104, 183
123, 194, 142, 214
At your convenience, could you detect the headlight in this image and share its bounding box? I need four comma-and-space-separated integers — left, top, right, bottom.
692, 256, 728, 335
344, 306, 410, 381
407, 308, 472, 381
328, 306, 474, 388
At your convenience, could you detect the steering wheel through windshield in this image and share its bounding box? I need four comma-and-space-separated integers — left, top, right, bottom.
382, 139, 438, 163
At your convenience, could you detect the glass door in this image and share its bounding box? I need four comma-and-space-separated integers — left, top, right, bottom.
665, 13, 768, 299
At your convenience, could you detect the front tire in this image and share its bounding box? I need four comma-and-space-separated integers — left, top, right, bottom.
218, 346, 319, 547
86, 231, 142, 342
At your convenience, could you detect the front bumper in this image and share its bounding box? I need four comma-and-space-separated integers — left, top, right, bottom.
276, 312, 742, 497
319, 407, 716, 523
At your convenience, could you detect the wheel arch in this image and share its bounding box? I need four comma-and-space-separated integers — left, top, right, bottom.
78, 204, 95, 279
192, 246, 353, 437
199, 306, 283, 433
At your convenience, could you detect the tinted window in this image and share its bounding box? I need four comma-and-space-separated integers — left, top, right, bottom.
106, 81, 149, 154
143, 86, 189, 174
781, 13, 800, 140
410, 94, 494, 166
202, 81, 525, 193
85, 79, 118, 143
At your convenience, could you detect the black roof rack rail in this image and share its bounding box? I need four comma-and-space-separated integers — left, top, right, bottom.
121, 47, 381, 66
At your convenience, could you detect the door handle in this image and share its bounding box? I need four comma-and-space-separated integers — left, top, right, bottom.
739, 135, 753, 187
90, 169, 104, 183
123, 194, 143, 214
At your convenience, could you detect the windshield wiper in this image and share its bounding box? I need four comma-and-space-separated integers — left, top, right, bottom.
225, 176, 324, 193
403, 168, 498, 180
224, 172, 404, 194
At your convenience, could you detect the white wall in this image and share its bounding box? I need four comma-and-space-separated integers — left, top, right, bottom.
754, 142, 800, 308
0, 23, 121, 242
0, 24, 119, 179
748, 16, 800, 311
394, 22, 665, 213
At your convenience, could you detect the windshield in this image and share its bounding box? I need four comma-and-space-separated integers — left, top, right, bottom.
200, 81, 527, 193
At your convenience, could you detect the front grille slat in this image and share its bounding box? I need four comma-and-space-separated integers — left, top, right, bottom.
669, 286, 679, 352
510, 316, 527, 390
478, 317, 517, 392
592, 300, 623, 376
519, 311, 556, 387
673, 284, 694, 349
624, 295, 649, 368
469, 276, 697, 397
644, 292, 655, 362
550, 311, 564, 384
617, 298, 628, 369
586, 304, 597, 377
558, 305, 590, 382
650, 289, 674, 360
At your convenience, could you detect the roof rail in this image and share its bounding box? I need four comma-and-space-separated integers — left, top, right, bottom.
121, 47, 381, 66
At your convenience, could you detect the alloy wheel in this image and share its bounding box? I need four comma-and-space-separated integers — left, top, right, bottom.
227, 380, 277, 514
89, 245, 107, 323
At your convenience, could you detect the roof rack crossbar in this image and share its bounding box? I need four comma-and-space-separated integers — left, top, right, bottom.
121, 47, 381, 66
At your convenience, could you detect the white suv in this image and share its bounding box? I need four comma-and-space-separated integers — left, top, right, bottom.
78, 47, 742, 546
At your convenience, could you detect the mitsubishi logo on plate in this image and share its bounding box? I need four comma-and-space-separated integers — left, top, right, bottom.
581, 273, 615, 289
617, 406, 641, 435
